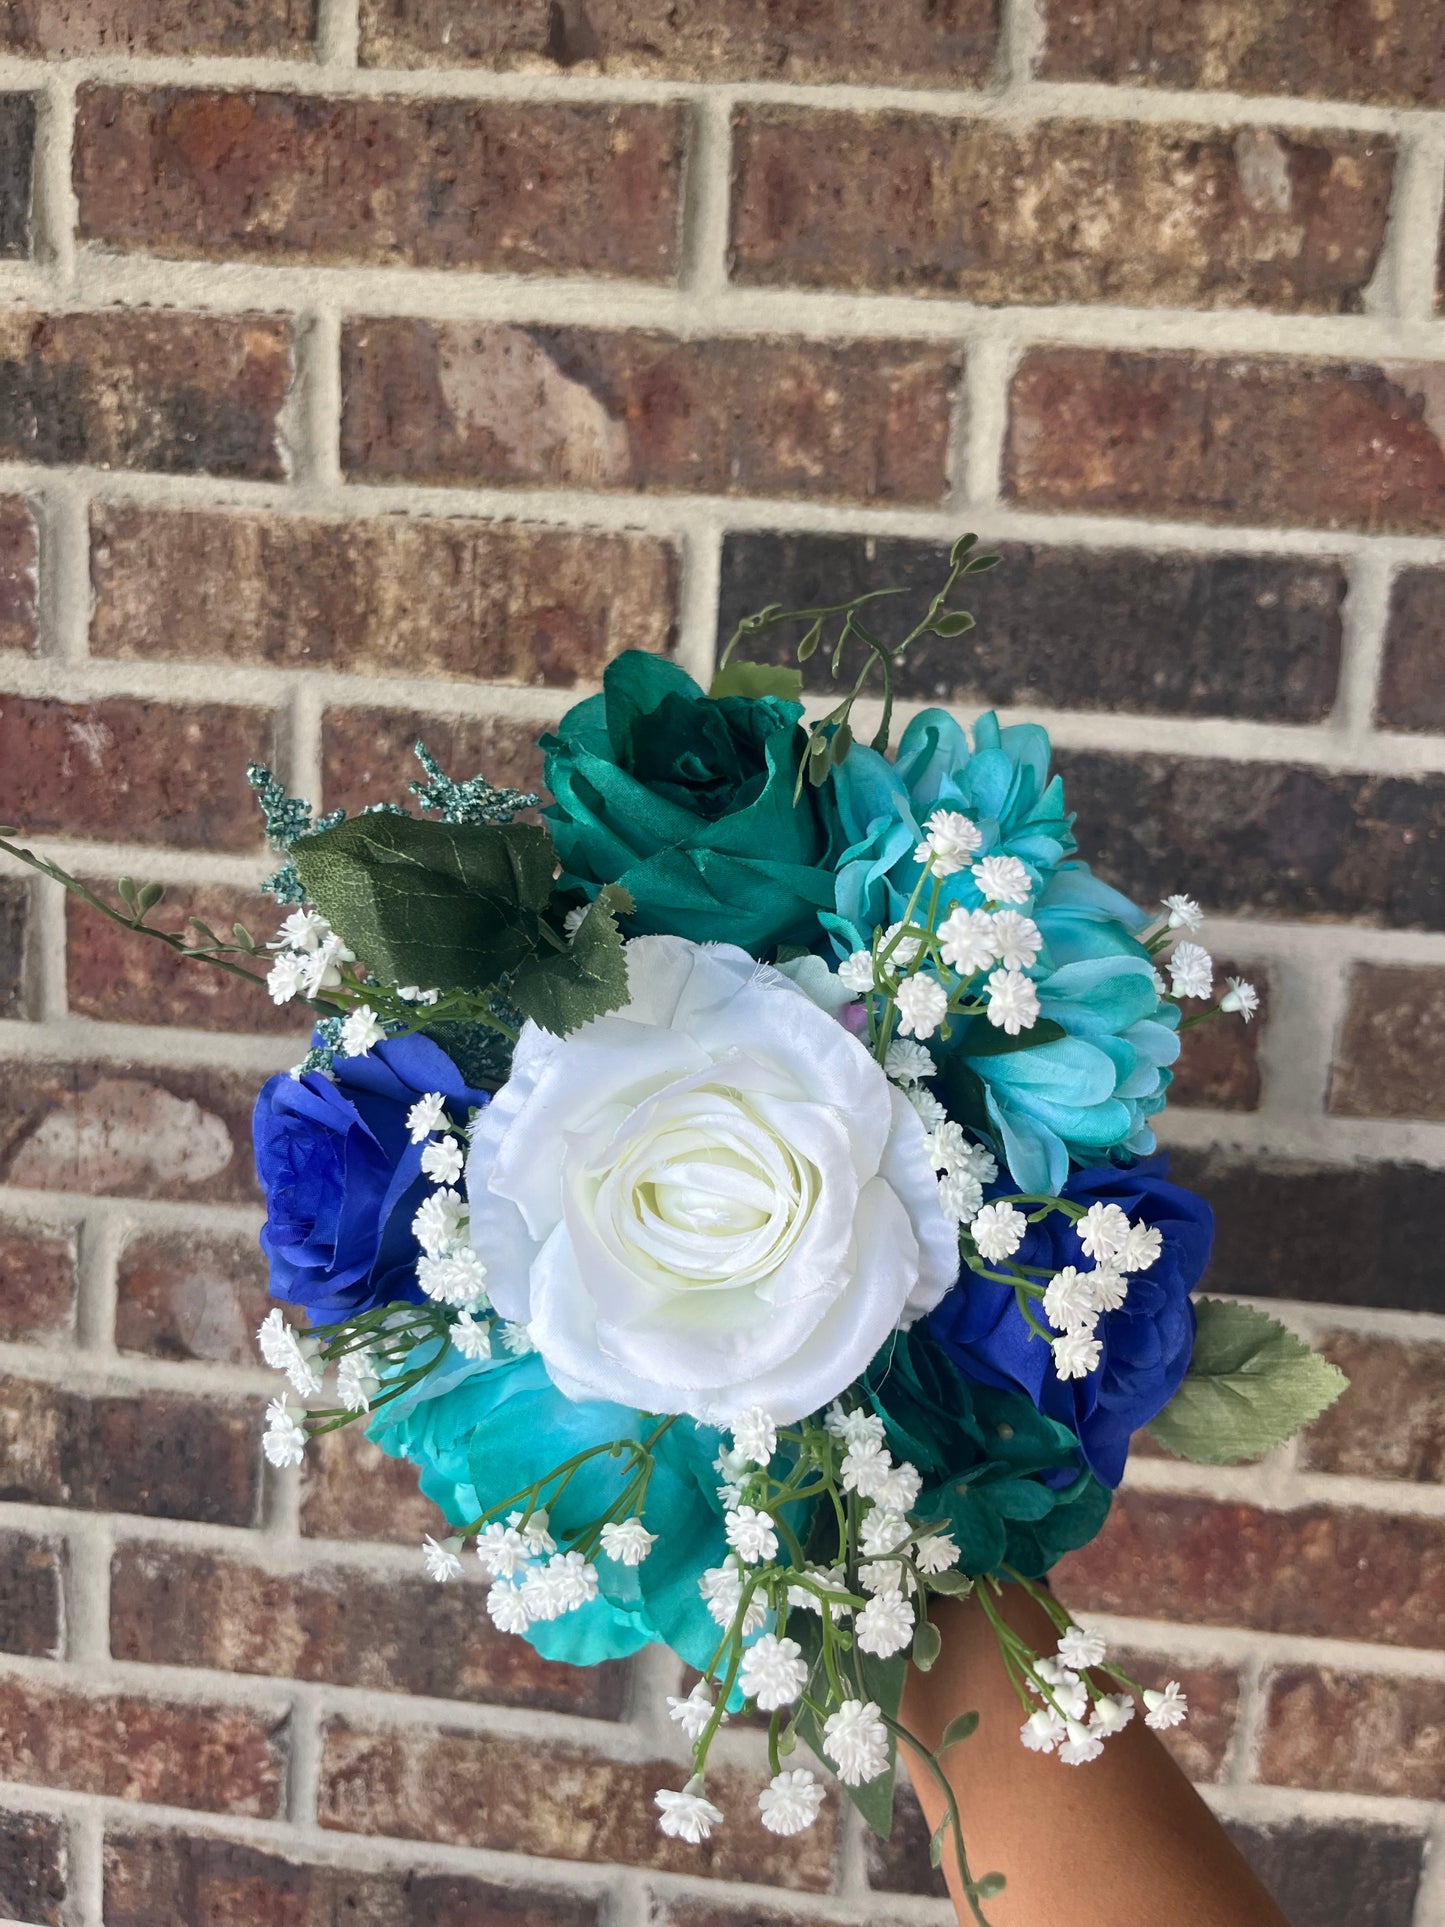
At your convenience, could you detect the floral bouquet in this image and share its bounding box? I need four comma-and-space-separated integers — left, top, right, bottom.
3, 539, 1347, 1917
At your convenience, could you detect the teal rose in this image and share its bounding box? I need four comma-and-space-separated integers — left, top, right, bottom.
541, 652, 839, 955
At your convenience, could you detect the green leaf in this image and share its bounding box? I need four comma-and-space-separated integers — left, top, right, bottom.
971, 1873, 1006, 1901
929, 1817, 949, 1869
930, 610, 976, 638
708, 661, 804, 702
939, 1711, 979, 1753
790, 1621, 907, 1839
291, 812, 555, 993
116, 875, 138, 911
924, 1569, 974, 1598
797, 620, 823, 662
953, 1015, 1067, 1057
949, 531, 978, 566
912, 1619, 942, 1672
1148, 1298, 1348, 1465
136, 881, 166, 914
507, 891, 631, 1036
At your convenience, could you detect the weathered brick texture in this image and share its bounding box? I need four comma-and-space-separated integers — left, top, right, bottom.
0, 0, 316, 57
0, 1219, 76, 1341
1260, 1667, 1445, 1800
0, 1529, 63, 1656
0, 878, 31, 1019
732, 112, 1393, 312
92, 504, 678, 684
1329, 964, 1445, 1120
0, 96, 36, 260
341, 322, 960, 502
0, 1809, 66, 1927
115, 1228, 273, 1365
1301, 1333, 1445, 1482
1379, 568, 1445, 732
77, 89, 687, 279
0, 494, 39, 651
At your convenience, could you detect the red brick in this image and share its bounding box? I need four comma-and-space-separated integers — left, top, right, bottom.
0, 1809, 65, 1926
0, 96, 35, 260
733, 111, 1391, 313
1260, 1667, 1445, 1800
0, 0, 315, 56
1379, 567, 1445, 731
1300, 1332, 1445, 1483
654, 1905, 850, 1927
321, 707, 552, 820
0, 310, 292, 478
0, 495, 36, 650
0, 1219, 75, 1342
111, 1544, 629, 1716
1168, 963, 1266, 1110
1039, 0, 1445, 106
1056, 1492, 1445, 1648
0, 1374, 261, 1525
1329, 964, 1445, 1120
77, 88, 684, 281
91, 503, 678, 685
0, 877, 27, 1018
67, 881, 308, 1036
0, 1677, 284, 1814
0, 1530, 62, 1657
317, 1723, 838, 1888
0, 1060, 261, 1203
341, 321, 959, 505
1112, 1650, 1239, 1783
0, 695, 275, 851
359, 0, 998, 84
300, 1422, 446, 1544
116, 1227, 271, 1366
1006, 349, 1445, 533
105, 1829, 602, 1927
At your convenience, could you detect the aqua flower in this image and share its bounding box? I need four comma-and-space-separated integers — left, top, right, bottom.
823, 708, 1075, 957
368, 1352, 728, 1671
541, 652, 839, 956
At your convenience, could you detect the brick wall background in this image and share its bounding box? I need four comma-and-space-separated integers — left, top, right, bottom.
0, 3, 1441, 1924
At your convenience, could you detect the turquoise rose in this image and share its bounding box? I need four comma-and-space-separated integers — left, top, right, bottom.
827, 709, 1179, 1194
368, 1351, 728, 1672
541, 652, 839, 956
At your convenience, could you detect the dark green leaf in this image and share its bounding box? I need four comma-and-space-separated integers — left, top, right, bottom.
953, 1015, 1067, 1058
831, 720, 854, 764
929, 1818, 949, 1869
949, 532, 978, 566
930, 610, 976, 638
797, 620, 823, 662
291, 812, 556, 993
912, 1619, 942, 1672
136, 882, 166, 914
971, 1873, 1006, 1900
962, 552, 1002, 574
507, 892, 630, 1036
116, 875, 138, 911
708, 661, 803, 702
939, 1711, 979, 1753
924, 1569, 974, 1598
230, 922, 256, 951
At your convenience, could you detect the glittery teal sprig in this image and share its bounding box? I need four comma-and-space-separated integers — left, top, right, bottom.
409, 743, 538, 826
247, 763, 346, 904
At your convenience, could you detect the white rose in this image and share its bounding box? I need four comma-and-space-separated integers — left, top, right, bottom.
466, 937, 957, 1426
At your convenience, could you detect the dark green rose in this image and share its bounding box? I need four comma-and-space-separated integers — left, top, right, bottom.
859, 1330, 1110, 1579
540, 652, 839, 955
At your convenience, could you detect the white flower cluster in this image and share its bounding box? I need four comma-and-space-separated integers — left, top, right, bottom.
1155, 896, 1258, 1022
407, 1093, 493, 1318
266, 908, 356, 1009
1041, 1201, 1162, 1383
257, 1308, 383, 1462
839, 810, 1044, 1047
1020, 1624, 1187, 1764
426, 1494, 655, 1635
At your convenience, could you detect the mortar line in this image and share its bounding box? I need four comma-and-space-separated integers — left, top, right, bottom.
677, 90, 734, 297
72, 1206, 122, 1355
290, 307, 343, 494
30, 72, 75, 287
674, 513, 725, 686
38, 475, 91, 665
958, 333, 1013, 509
62, 1800, 104, 1927
1332, 546, 1396, 740
1390, 123, 1445, 321
1411, 1807, 1445, 1926
1224, 1650, 1272, 1790
1000, 0, 1045, 92
28, 873, 67, 1026
315, 0, 361, 71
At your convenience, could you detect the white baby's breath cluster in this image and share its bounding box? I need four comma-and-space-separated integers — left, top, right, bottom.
266, 907, 356, 1009
407, 1091, 494, 1320
1016, 1622, 1187, 1765
1147, 895, 1258, 1022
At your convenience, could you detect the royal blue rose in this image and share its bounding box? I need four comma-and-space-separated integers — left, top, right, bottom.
926, 1158, 1212, 1487
253, 1034, 489, 1322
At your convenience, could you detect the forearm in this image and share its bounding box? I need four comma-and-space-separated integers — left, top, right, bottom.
899, 1588, 1289, 1927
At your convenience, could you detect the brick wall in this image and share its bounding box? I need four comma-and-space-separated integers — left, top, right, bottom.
0, 5, 1442, 1925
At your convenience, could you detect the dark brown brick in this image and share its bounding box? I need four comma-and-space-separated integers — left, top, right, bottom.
111, 1543, 630, 1717
341, 321, 959, 504
318, 1723, 838, 1887
0, 96, 35, 259
0, 493, 39, 650
0, 695, 275, 850
1039, 0, 1445, 106
91, 503, 678, 684
1223, 1820, 1424, 1927
67, 881, 309, 1036
863, 1783, 945, 1897
1260, 1667, 1445, 1800
653, 1906, 853, 1927
1006, 349, 1445, 533
321, 707, 552, 819
1171, 1149, 1445, 1314
0, 310, 292, 478
0, 878, 30, 1019
77, 88, 684, 280
1057, 1492, 1445, 1648
718, 532, 1344, 723
0, 1060, 261, 1203
0, 1677, 284, 1814
1167, 963, 1266, 1110
0, 1809, 64, 1927
116, 1227, 271, 1365
1301, 1332, 1445, 1483
0, 1375, 261, 1524
360, 0, 998, 84
1379, 567, 1445, 731
0, 1529, 61, 1656
1058, 749, 1445, 929
734, 111, 1391, 313
300, 1421, 446, 1544
1113, 1650, 1239, 1783
0, 0, 316, 56
105, 1829, 602, 1927
1330, 964, 1445, 1120
0, 1218, 75, 1340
